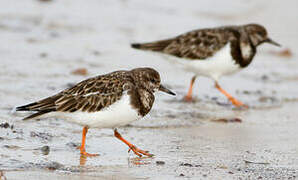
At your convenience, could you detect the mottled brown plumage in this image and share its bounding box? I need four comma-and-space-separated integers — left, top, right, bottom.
16, 67, 175, 120
132, 24, 280, 68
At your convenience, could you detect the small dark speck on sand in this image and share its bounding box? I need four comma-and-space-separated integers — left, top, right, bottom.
180, 163, 193, 167
26, 161, 64, 170
92, 50, 101, 56
30, 131, 53, 141
12, 129, 23, 134
49, 32, 60, 38
41, 145, 50, 155
241, 90, 262, 95
26, 38, 38, 43
261, 75, 269, 81
166, 114, 177, 119
66, 142, 79, 149
39, 52, 48, 58
3, 145, 21, 150
258, 96, 277, 103
23, 161, 63, 170
179, 162, 202, 167
45, 162, 63, 170
0, 122, 13, 129
156, 161, 165, 165
212, 118, 242, 123
244, 160, 270, 165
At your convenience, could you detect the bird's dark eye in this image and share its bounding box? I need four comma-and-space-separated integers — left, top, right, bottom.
258, 30, 266, 36
150, 78, 155, 83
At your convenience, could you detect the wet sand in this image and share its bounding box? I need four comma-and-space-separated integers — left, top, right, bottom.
1, 0, 298, 179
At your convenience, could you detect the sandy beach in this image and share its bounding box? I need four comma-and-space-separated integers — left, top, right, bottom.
0, 0, 298, 179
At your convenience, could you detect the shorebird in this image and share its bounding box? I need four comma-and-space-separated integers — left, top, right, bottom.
131, 24, 280, 107
16, 67, 175, 157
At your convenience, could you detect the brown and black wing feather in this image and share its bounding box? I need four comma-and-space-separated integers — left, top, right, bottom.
16, 70, 133, 120
132, 27, 233, 60
54, 91, 124, 113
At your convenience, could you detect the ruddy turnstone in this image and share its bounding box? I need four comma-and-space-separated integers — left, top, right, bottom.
16, 67, 175, 157
131, 24, 280, 107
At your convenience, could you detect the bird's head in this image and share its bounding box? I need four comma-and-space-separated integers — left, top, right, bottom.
131, 67, 175, 96
244, 24, 280, 47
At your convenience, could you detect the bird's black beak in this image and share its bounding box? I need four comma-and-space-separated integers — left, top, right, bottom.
159, 84, 175, 96
266, 38, 281, 47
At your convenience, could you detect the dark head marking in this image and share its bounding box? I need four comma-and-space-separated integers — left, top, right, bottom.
244, 24, 280, 47
131, 67, 175, 95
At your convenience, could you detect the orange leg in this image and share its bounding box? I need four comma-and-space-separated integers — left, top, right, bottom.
80, 126, 99, 157
183, 76, 196, 102
215, 82, 248, 108
114, 129, 153, 157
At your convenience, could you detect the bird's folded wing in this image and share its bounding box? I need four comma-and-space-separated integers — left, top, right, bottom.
55, 92, 123, 113
132, 29, 229, 60
17, 73, 132, 119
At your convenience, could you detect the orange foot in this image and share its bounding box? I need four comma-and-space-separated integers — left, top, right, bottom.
80, 150, 99, 157
228, 97, 249, 108
114, 129, 154, 158
79, 126, 99, 157
183, 95, 193, 102
215, 82, 248, 109
128, 145, 154, 157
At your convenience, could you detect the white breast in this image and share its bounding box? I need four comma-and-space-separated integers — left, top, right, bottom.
162, 43, 241, 81
47, 92, 141, 128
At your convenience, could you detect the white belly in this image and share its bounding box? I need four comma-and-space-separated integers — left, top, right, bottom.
162, 43, 241, 81
45, 93, 141, 128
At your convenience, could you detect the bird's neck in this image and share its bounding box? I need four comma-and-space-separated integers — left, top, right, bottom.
230, 38, 256, 68
128, 88, 154, 117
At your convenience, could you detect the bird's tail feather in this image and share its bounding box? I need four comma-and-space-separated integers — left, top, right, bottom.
22, 110, 53, 120
131, 38, 173, 52
16, 102, 39, 111
16, 95, 60, 120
